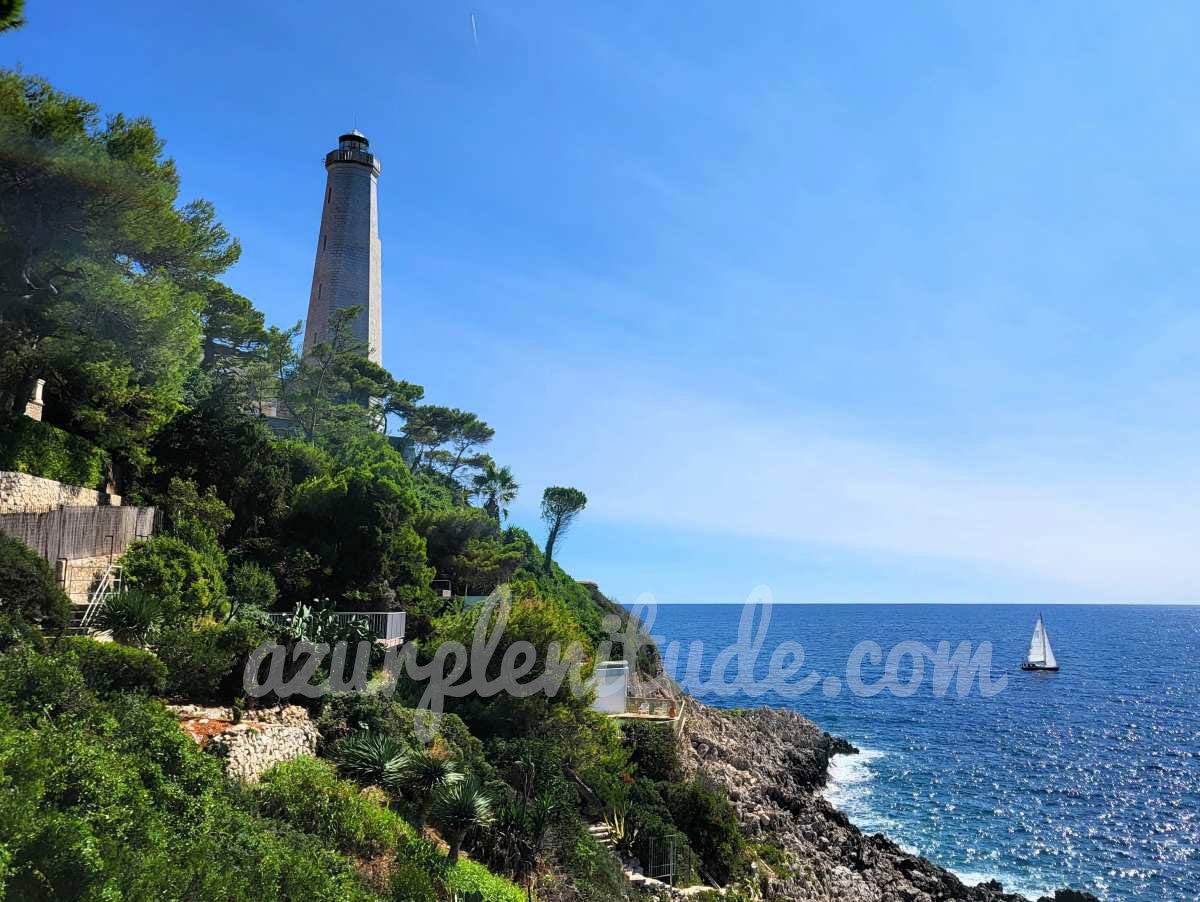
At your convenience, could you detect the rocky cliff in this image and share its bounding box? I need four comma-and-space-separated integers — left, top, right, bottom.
678, 702, 1097, 902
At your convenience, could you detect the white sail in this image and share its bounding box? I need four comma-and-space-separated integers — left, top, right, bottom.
1041, 619, 1057, 669
1026, 614, 1057, 668
1027, 616, 1047, 666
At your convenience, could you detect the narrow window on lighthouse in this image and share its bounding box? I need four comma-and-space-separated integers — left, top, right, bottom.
326, 186, 331, 204
317, 283, 322, 299
322, 233, 327, 250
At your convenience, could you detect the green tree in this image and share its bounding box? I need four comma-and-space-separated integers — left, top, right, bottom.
0, 0, 24, 32
471, 462, 518, 522
283, 465, 432, 604
540, 486, 587, 576
402, 405, 493, 482
430, 776, 494, 865
0, 71, 238, 466
395, 749, 461, 829
197, 279, 267, 370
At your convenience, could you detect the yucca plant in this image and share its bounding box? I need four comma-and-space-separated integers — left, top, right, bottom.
431, 776, 495, 865
335, 732, 408, 789
95, 590, 165, 646
395, 748, 462, 828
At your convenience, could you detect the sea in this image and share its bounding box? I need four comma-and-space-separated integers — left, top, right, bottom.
647, 604, 1200, 902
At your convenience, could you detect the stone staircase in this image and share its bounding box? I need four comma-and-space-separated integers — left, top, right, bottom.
586, 822, 616, 852
63, 602, 93, 637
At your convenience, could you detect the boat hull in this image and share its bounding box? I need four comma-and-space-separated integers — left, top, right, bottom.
1021, 662, 1059, 672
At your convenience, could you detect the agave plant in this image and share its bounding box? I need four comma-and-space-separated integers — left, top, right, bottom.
430, 776, 495, 865
95, 589, 164, 645
395, 748, 462, 828
335, 732, 408, 789
604, 799, 639, 856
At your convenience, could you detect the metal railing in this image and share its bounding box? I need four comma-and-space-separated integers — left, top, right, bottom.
266, 610, 406, 641
625, 695, 679, 718
79, 564, 123, 629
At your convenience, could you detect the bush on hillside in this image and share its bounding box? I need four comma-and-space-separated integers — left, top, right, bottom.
658, 777, 748, 885
255, 756, 405, 858
0, 646, 94, 720
227, 560, 277, 616
0, 412, 107, 489
0, 609, 44, 652
0, 691, 382, 901
153, 619, 269, 703
625, 720, 683, 782
0, 534, 71, 632
314, 695, 489, 777
122, 535, 228, 622
55, 637, 166, 695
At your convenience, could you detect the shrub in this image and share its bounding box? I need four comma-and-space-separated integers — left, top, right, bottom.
122, 535, 228, 622
95, 589, 165, 645
0, 412, 107, 489
228, 560, 277, 615
255, 756, 405, 857
315, 696, 489, 777
442, 858, 524, 902
0, 646, 93, 719
56, 637, 167, 695
0, 693, 382, 901
658, 777, 748, 885
625, 720, 683, 782
0, 534, 71, 631
388, 856, 437, 902
0, 609, 44, 652
153, 619, 269, 702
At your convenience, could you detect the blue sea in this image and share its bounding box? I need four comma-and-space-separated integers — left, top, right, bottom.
647, 604, 1200, 902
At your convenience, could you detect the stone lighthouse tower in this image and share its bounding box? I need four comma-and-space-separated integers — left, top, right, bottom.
303, 130, 383, 364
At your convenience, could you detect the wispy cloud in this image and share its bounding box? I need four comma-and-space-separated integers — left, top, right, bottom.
493, 367, 1200, 603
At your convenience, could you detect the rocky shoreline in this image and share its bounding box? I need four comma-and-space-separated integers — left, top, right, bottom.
678, 702, 1098, 902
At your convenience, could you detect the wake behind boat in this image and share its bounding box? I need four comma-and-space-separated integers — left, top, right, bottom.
1021, 612, 1059, 671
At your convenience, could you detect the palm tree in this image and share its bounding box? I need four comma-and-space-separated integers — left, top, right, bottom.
471, 462, 519, 522
395, 749, 462, 828
431, 776, 495, 865
335, 733, 408, 789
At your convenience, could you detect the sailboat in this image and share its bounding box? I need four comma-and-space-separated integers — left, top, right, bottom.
1021, 612, 1059, 672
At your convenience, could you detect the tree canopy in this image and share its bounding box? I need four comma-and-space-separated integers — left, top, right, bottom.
540, 486, 588, 576
0, 71, 237, 465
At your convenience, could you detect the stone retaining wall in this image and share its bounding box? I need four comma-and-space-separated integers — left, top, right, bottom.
171, 704, 319, 783
0, 471, 121, 514
60, 555, 115, 602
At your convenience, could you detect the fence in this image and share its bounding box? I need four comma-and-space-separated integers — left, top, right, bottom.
0, 505, 156, 563
266, 610, 407, 643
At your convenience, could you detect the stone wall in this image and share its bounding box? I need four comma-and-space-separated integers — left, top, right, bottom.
0, 470, 121, 514
59, 555, 117, 602
172, 704, 319, 783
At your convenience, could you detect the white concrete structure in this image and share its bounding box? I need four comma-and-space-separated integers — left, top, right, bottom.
591, 660, 630, 715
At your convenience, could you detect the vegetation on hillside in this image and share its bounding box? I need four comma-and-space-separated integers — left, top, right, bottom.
0, 68, 752, 900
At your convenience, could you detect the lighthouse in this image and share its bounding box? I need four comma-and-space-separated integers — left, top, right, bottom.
303, 130, 383, 364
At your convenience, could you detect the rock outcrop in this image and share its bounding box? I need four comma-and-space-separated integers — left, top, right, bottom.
679, 702, 1098, 902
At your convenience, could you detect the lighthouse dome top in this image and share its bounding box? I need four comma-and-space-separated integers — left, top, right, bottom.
338, 130, 369, 149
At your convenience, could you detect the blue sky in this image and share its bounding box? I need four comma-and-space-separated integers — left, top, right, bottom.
8, 2, 1200, 603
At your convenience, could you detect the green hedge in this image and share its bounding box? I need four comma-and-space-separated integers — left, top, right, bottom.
0, 413, 107, 490
55, 637, 167, 695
